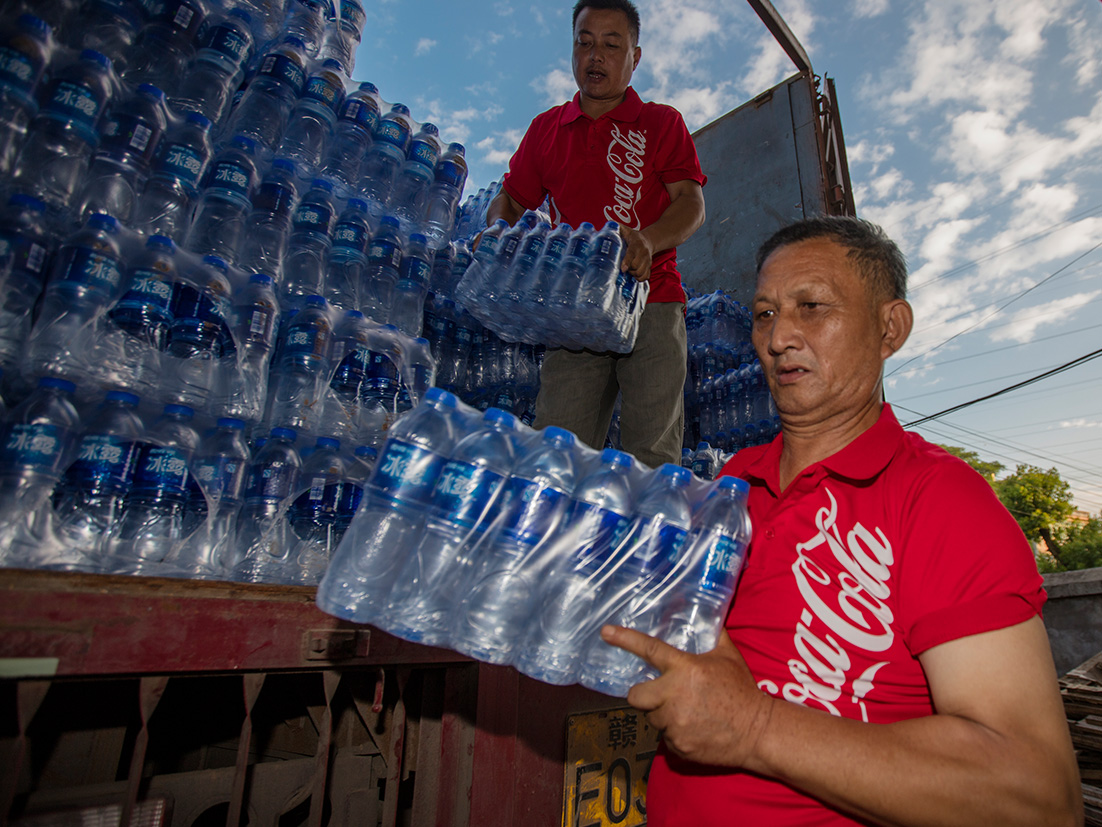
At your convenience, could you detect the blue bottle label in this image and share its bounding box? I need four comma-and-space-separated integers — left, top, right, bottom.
251, 180, 296, 216
645, 523, 688, 575
498, 234, 521, 261
0, 46, 40, 101
409, 139, 438, 168
159, 141, 206, 188
155, 0, 203, 35
205, 22, 250, 64
331, 348, 367, 389
100, 111, 162, 166
45, 80, 104, 138
67, 434, 141, 492
59, 247, 123, 294
293, 200, 334, 235
367, 349, 398, 381
191, 455, 246, 505
336, 481, 363, 521
431, 460, 504, 530
434, 159, 465, 188
245, 461, 298, 501
303, 75, 343, 111
284, 322, 329, 359
0, 230, 47, 277
499, 477, 566, 545
571, 501, 633, 570
2, 423, 67, 474
171, 282, 226, 329
339, 0, 366, 28
116, 270, 175, 316
374, 118, 409, 150
370, 439, 447, 506
208, 159, 253, 199
368, 238, 402, 271
258, 53, 306, 96
291, 475, 343, 522
399, 256, 430, 286
699, 531, 744, 593
454, 326, 473, 348
339, 98, 378, 131
242, 305, 276, 346
131, 444, 192, 499
333, 220, 368, 251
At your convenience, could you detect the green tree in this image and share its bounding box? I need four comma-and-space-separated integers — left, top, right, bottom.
939, 445, 1005, 482
1037, 515, 1102, 573
995, 464, 1075, 564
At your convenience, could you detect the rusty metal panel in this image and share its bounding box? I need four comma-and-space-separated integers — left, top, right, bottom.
678, 72, 830, 302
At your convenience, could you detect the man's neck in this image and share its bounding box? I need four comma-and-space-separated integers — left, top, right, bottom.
777, 397, 883, 491
579, 91, 627, 120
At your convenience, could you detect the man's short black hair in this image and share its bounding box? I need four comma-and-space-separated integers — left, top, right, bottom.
756, 215, 908, 302
572, 0, 641, 46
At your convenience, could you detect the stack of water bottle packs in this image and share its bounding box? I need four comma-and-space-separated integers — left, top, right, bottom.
316, 388, 752, 696
455, 211, 649, 354
681, 289, 780, 474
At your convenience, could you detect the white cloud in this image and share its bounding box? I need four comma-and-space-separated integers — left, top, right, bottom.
531, 66, 577, 106
476, 128, 526, 167
851, 0, 889, 18
414, 37, 437, 56
988, 291, 1102, 343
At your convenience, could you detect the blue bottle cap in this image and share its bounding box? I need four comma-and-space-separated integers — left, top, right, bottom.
38, 377, 76, 393
147, 235, 176, 251
381, 323, 398, 332
409, 233, 428, 246
229, 7, 252, 24
105, 390, 140, 406
696, 441, 709, 451
321, 58, 344, 72
420, 122, 438, 136
87, 213, 119, 233
355, 445, 377, 458
137, 83, 164, 101
601, 448, 633, 469
380, 215, 400, 229
579, 221, 595, 231
483, 407, 517, 429
269, 427, 296, 441
217, 417, 245, 429
310, 178, 333, 192
186, 112, 213, 130
316, 436, 340, 450
358, 81, 378, 94
232, 135, 258, 153
17, 14, 50, 38
163, 404, 194, 417
390, 103, 410, 115
414, 337, 429, 346
304, 295, 328, 307
8, 193, 46, 212
345, 198, 367, 212
344, 309, 364, 318
281, 36, 307, 51
423, 387, 457, 407
658, 463, 691, 483
604, 221, 619, 231
80, 49, 111, 71
448, 142, 465, 154
202, 255, 228, 272
271, 158, 296, 174
248, 272, 274, 284
542, 426, 575, 446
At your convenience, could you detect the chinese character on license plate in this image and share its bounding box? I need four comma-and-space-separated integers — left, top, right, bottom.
562, 707, 659, 827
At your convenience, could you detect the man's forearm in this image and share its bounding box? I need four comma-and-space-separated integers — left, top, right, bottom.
485, 188, 525, 228
639, 184, 705, 254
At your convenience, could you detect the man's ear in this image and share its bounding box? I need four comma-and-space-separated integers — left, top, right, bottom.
881, 299, 913, 360
633, 45, 641, 71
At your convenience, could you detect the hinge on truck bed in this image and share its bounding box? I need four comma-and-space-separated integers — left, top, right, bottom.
304, 629, 371, 661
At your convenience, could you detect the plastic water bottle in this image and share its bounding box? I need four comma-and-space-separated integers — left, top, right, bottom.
316, 386, 460, 622
359, 103, 412, 221
319, 81, 379, 198
268, 294, 333, 432
390, 233, 431, 337
528, 222, 572, 301
164, 254, 231, 409
12, 49, 113, 214
282, 178, 336, 306
132, 112, 214, 242
111, 403, 199, 574
422, 143, 467, 250
323, 309, 371, 440
175, 416, 248, 578
0, 194, 51, 370
76, 82, 168, 225
171, 7, 254, 124
123, 0, 207, 98
389, 122, 440, 237
335, 443, 375, 534
25, 213, 125, 383
237, 157, 298, 280
287, 435, 346, 584
514, 448, 636, 684
382, 407, 521, 645
450, 425, 578, 664
501, 221, 550, 318
277, 58, 345, 178
71, 1, 141, 74
320, 0, 365, 70
547, 222, 595, 325
0, 378, 80, 552
50, 390, 144, 571
0, 14, 52, 176
231, 426, 301, 583
185, 134, 260, 262
105, 234, 179, 396
281, 0, 333, 57
218, 272, 279, 422
325, 197, 371, 310
362, 215, 404, 323
402, 335, 436, 406
361, 323, 403, 426
578, 463, 694, 696
578, 220, 622, 323
646, 476, 751, 668
222, 36, 308, 153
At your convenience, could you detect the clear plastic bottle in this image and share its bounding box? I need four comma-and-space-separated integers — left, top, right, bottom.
390, 233, 432, 337
71, 0, 142, 74
282, 178, 336, 306
287, 435, 345, 584
217, 272, 279, 422
450, 425, 578, 664
281, 0, 333, 58
164, 254, 231, 409
319, 81, 379, 198
185, 134, 260, 263
382, 407, 521, 646
132, 112, 214, 242
111, 403, 199, 574
51, 390, 143, 571
0, 14, 52, 176
171, 7, 254, 125
323, 308, 370, 441
237, 157, 298, 280
12, 49, 114, 215
267, 294, 333, 433
324, 197, 371, 310
231, 426, 301, 583
389, 122, 440, 238
316, 387, 460, 622
421, 143, 468, 250
25, 213, 125, 383
359, 103, 412, 222
277, 58, 345, 179
361, 215, 404, 323
123, 0, 207, 97
319, 0, 365, 71
0, 194, 51, 370
221, 36, 308, 154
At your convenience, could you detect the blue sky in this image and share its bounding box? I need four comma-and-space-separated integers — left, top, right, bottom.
350, 0, 1102, 513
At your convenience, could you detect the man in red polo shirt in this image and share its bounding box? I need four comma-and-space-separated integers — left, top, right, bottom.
602, 217, 1083, 825
485, 0, 706, 468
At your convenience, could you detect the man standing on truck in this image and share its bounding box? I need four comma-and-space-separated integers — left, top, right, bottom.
603, 216, 1084, 826
484, 0, 706, 469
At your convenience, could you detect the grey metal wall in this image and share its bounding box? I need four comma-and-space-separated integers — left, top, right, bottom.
678, 72, 828, 303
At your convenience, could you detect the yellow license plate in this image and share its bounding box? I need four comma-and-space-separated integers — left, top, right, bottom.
562, 707, 660, 827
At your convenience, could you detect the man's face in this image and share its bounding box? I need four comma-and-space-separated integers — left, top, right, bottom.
751, 238, 891, 423
572, 7, 640, 106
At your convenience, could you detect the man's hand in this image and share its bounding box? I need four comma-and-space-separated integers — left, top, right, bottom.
618, 225, 654, 281
601, 625, 775, 769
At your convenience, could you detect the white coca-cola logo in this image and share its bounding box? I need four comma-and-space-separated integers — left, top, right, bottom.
756, 488, 895, 722
604, 124, 647, 229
